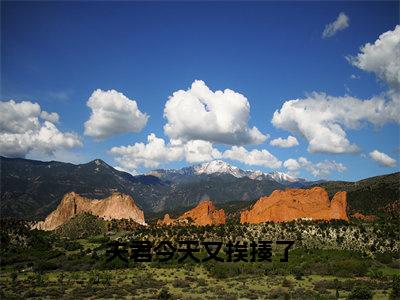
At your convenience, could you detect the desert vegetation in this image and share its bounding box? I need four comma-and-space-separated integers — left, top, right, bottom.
1, 215, 399, 299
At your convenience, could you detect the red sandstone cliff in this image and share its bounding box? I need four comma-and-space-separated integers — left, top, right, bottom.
157, 199, 226, 226
240, 187, 348, 224
34, 192, 146, 230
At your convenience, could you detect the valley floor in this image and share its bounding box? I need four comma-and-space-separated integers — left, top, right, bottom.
0, 266, 397, 299
1, 217, 399, 299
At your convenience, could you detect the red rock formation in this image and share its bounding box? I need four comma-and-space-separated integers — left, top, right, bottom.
240, 187, 348, 224
157, 199, 226, 226
352, 212, 377, 221
34, 192, 146, 230
156, 213, 174, 226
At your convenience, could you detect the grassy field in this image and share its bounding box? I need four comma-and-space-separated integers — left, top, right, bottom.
1, 217, 399, 299
0, 263, 398, 299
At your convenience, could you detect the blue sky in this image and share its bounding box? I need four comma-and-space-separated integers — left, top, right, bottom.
1, 1, 399, 181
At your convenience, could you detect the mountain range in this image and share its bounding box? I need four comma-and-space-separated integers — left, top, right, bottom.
148, 160, 305, 184
1, 156, 399, 221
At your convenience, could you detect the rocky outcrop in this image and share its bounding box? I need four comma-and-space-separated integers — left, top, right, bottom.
240, 187, 348, 224
157, 199, 226, 226
34, 192, 146, 230
352, 212, 377, 221
156, 213, 174, 226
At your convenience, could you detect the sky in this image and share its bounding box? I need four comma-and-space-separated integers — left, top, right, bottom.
1, 1, 399, 181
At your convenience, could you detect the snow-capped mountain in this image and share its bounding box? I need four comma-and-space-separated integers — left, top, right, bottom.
193, 160, 246, 178
150, 160, 305, 185
266, 171, 302, 183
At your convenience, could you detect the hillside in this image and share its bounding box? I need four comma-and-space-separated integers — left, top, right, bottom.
0, 157, 284, 220
2, 156, 398, 221
0, 156, 166, 219
312, 172, 400, 215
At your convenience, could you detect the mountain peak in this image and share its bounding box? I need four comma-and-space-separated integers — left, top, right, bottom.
93, 159, 106, 165
194, 160, 243, 177
86, 159, 111, 168
266, 171, 300, 183
149, 159, 304, 184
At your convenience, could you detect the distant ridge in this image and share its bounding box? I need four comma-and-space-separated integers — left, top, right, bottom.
1, 156, 398, 220
149, 159, 305, 184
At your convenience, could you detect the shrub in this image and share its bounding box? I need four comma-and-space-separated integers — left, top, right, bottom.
55, 213, 107, 239
88, 270, 100, 284
63, 240, 83, 251
293, 268, 304, 280
35, 260, 58, 272
390, 275, 400, 300
157, 288, 171, 300
88, 236, 110, 244
376, 252, 393, 264
348, 285, 373, 300
172, 279, 191, 288
10, 272, 17, 283
282, 278, 293, 287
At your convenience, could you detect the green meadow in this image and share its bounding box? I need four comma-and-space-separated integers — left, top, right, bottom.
1, 216, 399, 299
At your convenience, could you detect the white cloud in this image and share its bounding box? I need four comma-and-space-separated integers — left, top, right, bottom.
284, 157, 346, 178
109, 133, 225, 171
273, 27, 400, 155
272, 92, 399, 154
270, 135, 299, 148
0, 100, 82, 158
84, 89, 148, 139
322, 12, 349, 38
40, 111, 60, 123
163, 80, 267, 145
110, 134, 282, 171
283, 158, 300, 171
110, 134, 184, 170
348, 25, 400, 89
0, 100, 41, 134
223, 146, 282, 169
369, 150, 397, 167
184, 139, 222, 163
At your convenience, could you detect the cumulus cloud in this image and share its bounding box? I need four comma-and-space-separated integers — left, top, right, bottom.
0, 100, 41, 134
110, 133, 282, 171
184, 139, 222, 163
0, 100, 82, 158
272, 92, 399, 154
348, 25, 400, 89
284, 157, 346, 178
270, 135, 299, 148
110, 134, 184, 170
223, 146, 282, 169
84, 89, 148, 139
322, 12, 349, 38
283, 158, 300, 171
40, 111, 60, 123
369, 150, 397, 167
163, 80, 267, 145
109, 133, 225, 173
273, 26, 400, 154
